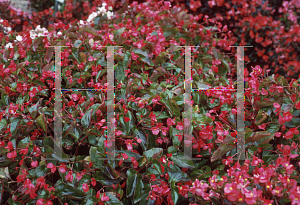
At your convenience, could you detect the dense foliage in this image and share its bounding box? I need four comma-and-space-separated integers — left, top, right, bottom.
0, 0, 300, 205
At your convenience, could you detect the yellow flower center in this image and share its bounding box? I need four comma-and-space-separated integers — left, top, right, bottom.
239, 198, 243, 202
266, 186, 270, 188
275, 190, 279, 193
230, 187, 233, 190
250, 193, 253, 196
211, 180, 214, 183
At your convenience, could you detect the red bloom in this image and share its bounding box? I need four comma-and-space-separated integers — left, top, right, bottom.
7, 151, 17, 159
101, 192, 110, 201
58, 164, 67, 173
82, 183, 89, 192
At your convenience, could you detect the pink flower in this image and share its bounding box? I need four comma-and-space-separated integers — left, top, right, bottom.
167, 118, 175, 126
151, 126, 160, 135
131, 52, 139, 60
101, 193, 110, 201
244, 188, 258, 205
58, 164, 67, 173
82, 183, 89, 192
125, 139, 133, 150
65, 171, 73, 182
31, 161, 38, 168
273, 102, 280, 109
72, 94, 79, 101
176, 122, 184, 130
47, 163, 56, 173
7, 151, 17, 159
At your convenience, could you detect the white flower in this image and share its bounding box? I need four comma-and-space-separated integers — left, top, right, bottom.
87, 12, 98, 22
79, 20, 85, 25
108, 6, 113, 11
0, 19, 3, 23
107, 11, 114, 20
16, 35, 23, 42
98, 7, 106, 13
57, 31, 62, 36
37, 33, 45, 37
102, 2, 107, 7
5, 43, 13, 48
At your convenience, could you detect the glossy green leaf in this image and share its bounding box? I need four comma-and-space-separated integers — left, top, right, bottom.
190, 165, 211, 179
134, 129, 148, 151
10, 118, 21, 136
81, 109, 92, 128
171, 182, 179, 205
168, 171, 190, 183
106, 192, 124, 205
0, 119, 7, 132
1, 92, 9, 106
56, 183, 86, 199
133, 174, 143, 203
36, 114, 47, 134
115, 62, 126, 82
89, 146, 103, 169
211, 135, 235, 162
144, 148, 163, 160
126, 168, 137, 197
171, 151, 195, 169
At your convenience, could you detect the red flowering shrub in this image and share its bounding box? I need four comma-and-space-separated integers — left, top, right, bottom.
0, 0, 300, 204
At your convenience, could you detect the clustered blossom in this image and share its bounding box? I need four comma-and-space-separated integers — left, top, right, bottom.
29, 25, 49, 39
86, 2, 114, 22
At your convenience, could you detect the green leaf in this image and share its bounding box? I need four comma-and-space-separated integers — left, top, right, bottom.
28, 100, 40, 119
1, 92, 9, 106
0, 167, 11, 179
79, 25, 99, 36
119, 111, 134, 135
73, 40, 82, 48
211, 135, 235, 162
133, 174, 143, 203
193, 113, 213, 124
160, 94, 180, 117
168, 171, 190, 183
56, 183, 86, 199
190, 165, 211, 179
36, 114, 47, 134
168, 146, 178, 154
149, 67, 167, 82
114, 27, 126, 40
132, 48, 154, 66
89, 146, 103, 169
171, 182, 179, 205
106, 192, 124, 205
163, 27, 179, 38
171, 152, 195, 169
10, 118, 21, 136
144, 148, 163, 160
81, 109, 92, 128
115, 62, 126, 82
126, 168, 138, 197
93, 171, 122, 186
35, 165, 47, 177
134, 129, 148, 151
43, 137, 54, 149
123, 51, 131, 70
245, 131, 271, 143
0, 119, 7, 131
